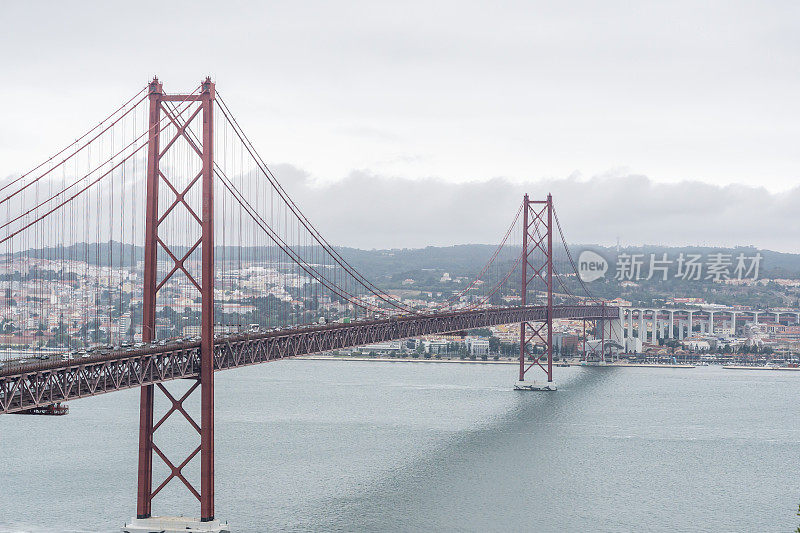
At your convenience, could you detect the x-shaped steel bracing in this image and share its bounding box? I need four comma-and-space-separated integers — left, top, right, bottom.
147, 98, 207, 506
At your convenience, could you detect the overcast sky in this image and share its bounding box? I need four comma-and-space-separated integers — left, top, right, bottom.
1, 1, 798, 251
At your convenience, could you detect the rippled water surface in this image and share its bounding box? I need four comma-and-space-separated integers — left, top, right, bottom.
2, 361, 799, 532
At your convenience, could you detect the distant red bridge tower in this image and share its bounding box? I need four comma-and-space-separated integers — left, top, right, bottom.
516, 193, 557, 391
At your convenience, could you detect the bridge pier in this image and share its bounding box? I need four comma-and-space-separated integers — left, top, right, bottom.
514, 380, 557, 391
123, 517, 230, 533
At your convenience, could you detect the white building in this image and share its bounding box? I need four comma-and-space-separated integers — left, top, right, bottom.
362, 341, 403, 352
683, 338, 711, 351
465, 336, 490, 356
424, 339, 449, 354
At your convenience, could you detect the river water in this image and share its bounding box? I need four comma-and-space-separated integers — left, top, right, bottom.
1, 361, 799, 532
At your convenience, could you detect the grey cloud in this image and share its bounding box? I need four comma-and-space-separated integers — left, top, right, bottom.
270, 165, 800, 253
6, 162, 795, 254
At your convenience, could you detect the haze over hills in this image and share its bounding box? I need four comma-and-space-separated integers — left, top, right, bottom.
340, 245, 800, 310
9, 242, 800, 279
9, 241, 800, 314
338, 244, 800, 279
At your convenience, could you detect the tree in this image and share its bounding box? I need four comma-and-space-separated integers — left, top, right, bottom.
500, 342, 519, 357
664, 339, 680, 354
458, 343, 468, 360
488, 336, 500, 353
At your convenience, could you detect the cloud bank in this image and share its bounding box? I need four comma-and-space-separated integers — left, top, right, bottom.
272, 165, 800, 253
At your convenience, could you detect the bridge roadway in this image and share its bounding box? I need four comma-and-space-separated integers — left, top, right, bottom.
0, 304, 617, 414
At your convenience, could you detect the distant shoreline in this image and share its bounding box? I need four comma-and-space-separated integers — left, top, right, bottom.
303, 355, 518, 365
722, 365, 800, 371
301, 356, 800, 372
301, 356, 695, 369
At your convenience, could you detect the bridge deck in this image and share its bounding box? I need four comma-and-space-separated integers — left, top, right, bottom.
0, 305, 617, 414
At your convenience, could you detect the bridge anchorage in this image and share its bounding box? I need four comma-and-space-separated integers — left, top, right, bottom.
0, 77, 619, 532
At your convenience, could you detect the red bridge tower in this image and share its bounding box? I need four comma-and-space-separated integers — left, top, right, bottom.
126, 78, 228, 532
516, 193, 557, 391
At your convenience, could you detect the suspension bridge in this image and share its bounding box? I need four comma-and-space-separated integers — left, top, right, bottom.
0, 78, 619, 532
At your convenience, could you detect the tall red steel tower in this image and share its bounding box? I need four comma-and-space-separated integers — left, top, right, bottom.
516, 193, 556, 391
129, 78, 227, 531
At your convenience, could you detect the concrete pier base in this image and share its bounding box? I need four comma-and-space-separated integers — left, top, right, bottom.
514, 381, 557, 391
122, 517, 230, 533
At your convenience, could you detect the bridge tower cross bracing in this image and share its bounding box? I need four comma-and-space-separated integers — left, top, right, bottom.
516, 193, 555, 391
133, 77, 222, 530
